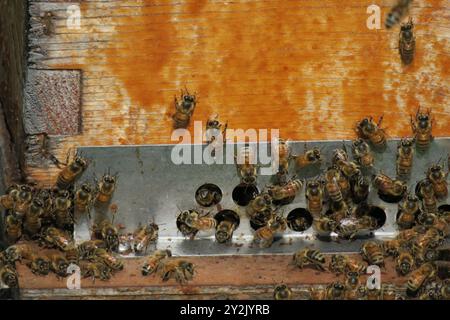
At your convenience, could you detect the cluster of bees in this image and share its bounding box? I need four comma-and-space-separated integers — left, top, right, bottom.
0, 150, 174, 287
385, 0, 415, 65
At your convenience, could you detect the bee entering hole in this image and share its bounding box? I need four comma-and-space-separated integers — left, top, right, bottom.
195, 183, 222, 207
287, 208, 313, 232
214, 210, 240, 243
176, 209, 198, 237
378, 190, 406, 203
232, 183, 259, 206
367, 206, 386, 229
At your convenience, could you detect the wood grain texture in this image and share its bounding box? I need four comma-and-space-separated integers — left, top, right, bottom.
26, 0, 449, 186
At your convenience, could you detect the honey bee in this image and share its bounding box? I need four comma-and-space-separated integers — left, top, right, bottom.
215, 220, 236, 243
360, 241, 384, 267
411, 107, 433, 152
1, 243, 32, 263
96, 220, 119, 251
23, 198, 44, 237
0, 184, 19, 210
93, 248, 124, 271
40, 226, 74, 251
235, 146, 257, 185
79, 261, 112, 281
373, 173, 407, 202
293, 248, 326, 271
205, 113, 227, 145
14, 185, 34, 216
77, 240, 105, 260
324, 167, 344, 204
5, 214, 22, 244
25, 252, 51, 276
313, 216, 338, 236
329, 254, 366, 275
268, 178, 303, 202
52, 189, 73, 229
294, 144, 322, 169
133, 222, 159, 254
195, 184, 222, 207
397, 193, 420, 229
305, 179, 324, 217
396, 138, 414, 176
325, 282, 346, 300
0, 264, 18, 288
274, 139, 291, 179
426, 163, 448, 200
399, 18, 415, 65
253, 215, 287, 248
328, 200, 350, 224
172, 88, 197, 129
75, 182, 97, 218
418, 180, 438, 214
335, 159, 360, 179
407, 262, 436, 297
351, 172, 370, 204
36, 189, 54, 224
412, 228, 443, 263
273, 284, 292, 300
419, 279, 448, 300
53, 151, 89, 190
184, 211, 217, 232
383, 239, 404, 257
142, 249, 172, 276
345, 271, 361, 290
352, 139, 374, 168
396, 250, 415, 276
397, 225, 425, 242
380, 284, 398, 300
157, 259, 195, 284
332, 146, 349, 164
47, 252, 69, 277
385, 0, 413, 29
64, 245, 79, 265
356, 116, 387, 150
96, 171, 118, 204
246, 193, 272, 220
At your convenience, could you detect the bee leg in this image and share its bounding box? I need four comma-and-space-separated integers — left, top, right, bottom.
377, 115, 384, 127
410, 116, 416, 133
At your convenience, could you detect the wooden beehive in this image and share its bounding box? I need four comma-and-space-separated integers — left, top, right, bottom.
0, 0, 449, 299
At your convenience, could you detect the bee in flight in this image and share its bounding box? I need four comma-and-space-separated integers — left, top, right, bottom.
385, 0, 414, 29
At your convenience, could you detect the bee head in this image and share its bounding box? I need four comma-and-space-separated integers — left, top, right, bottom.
81, 183, 92, 193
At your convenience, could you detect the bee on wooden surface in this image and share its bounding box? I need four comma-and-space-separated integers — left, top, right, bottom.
397, 193, 420, 229
52, 189, 73, 229
419, 279, 448, 300
1, 243, 32, 264
79, 261, 112, 282
412, 228, 443, 263
77, 240, 105, 260
383, 239, 405, 257
96, 171, 118, 204
253, 215, 287, 248
47, 252, 69, 277
305, 179, 324, 217
0, 264, 18, 288
325, 282, 346, 300
157, 259, 195, 284
184, 211, 217, 233
356, 116, 387, 150
385, 0, 413, 29
352, 138, 374, 168
380, 284, 398, 300
36, 189, 54, 224
313, 216, 338, 236
93, 248, 124, 271
345, 271, 361, 290
96, 220, 119, 251
14, 184, 34, 216
406, 262, 436, 297
426, 163, 448, 200
397, 225, 425, 242
75, 182, 97, 218
0, 184, 19, 210
373, 173, 407, 202
418, 180, 438, 214
64, 245, 79, 265
294, 144, 322, 169
329, 254, 366, 275
23, 198, 44, 237
293, 248, 326, 271
40, 227, 74, 251
268, 178, 303, 203
26, 252, 51, 276
172, 88, 197, 129
273, 284, 292, 300
5, 213, 22, 244
396, 138, 414, 177
53, 151, 89, 190
142, 249, 172, 276
133, 222, 159, 254
215, 220, 236, 243
351, 172, 370, 204
396, 250, 415, 276
399, 18, 415, 65
360, 241, 385, 267
205, 113, 227, 145
345, 284, 368, 300
235, 146, 258, 185
411, 107, 433, 152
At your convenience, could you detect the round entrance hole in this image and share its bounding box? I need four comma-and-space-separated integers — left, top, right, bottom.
195, 183, 222, 207
287, 208, 313, 232
378, 190, 406, 204
438, 204, 450, 214
367, 206, 387, 229
232, 183, 259, 206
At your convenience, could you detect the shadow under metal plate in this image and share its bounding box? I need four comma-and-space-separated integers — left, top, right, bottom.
74, 138, 450, 256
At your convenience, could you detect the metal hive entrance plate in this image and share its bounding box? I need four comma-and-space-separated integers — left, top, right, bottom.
74, 138, 450, 256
